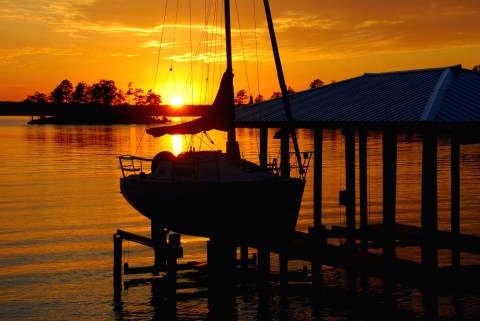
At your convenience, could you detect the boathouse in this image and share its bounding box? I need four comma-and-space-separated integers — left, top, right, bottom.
235, 64, 480, 289
113, 64, 480, 301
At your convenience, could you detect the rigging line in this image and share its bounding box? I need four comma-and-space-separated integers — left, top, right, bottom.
153, 0, 170, 94
203, 131, 215, 145
208, 0, 220, 104
133, 130, 146, 156
203, 0, 211, 104
234, 0, 251, 96
167, 0, 181, 96
200, 1, 209, 106
182, 130, 219, 152
160, 67, 172, 94
192, 0, 222, 105
210, 0, 220, 104
189, 0, 193, 105
201, 0, 220, 105
170, 0, 180, 69
169, 0, 181, 101
172, 1, 203, 105
181, 0, 215, 104
253, 0, 261, 98
183, 134, 193, 152
199, 0, 211, 105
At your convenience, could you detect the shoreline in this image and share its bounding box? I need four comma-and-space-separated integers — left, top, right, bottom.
0, 101, 207, 124
26, 115, 172, 125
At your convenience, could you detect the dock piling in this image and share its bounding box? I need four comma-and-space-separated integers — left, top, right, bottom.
112, 228, 183, 294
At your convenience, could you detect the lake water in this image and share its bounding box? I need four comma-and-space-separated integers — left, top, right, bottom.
0, 116, 479, 320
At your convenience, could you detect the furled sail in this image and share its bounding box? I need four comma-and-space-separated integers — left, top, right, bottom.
146, 71, 234, 138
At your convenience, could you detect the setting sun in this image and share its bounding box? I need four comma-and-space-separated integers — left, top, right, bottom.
171, 96, 183, 107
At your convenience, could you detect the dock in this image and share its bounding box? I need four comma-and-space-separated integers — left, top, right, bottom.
113, 125, 480, 317
112, 199, 480, 318
113, 221, 480, 293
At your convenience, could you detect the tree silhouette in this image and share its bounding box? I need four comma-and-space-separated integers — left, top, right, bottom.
90, 80, 117, 105
73, 82, 91, 104
145, 89, 162, 106
50, 79, 73, 103
270, 91, 282, 99
309, 78, 324, 89
113, 89, 126, 105
254, 94, 264, 103
132, 88, 146, 105
24, 92, 49, 103
234, 89, 249, 105
270, 86, 295, 100
126, 82, 134, 104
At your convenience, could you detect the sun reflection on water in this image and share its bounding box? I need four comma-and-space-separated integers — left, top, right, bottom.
172, 135, 183, 156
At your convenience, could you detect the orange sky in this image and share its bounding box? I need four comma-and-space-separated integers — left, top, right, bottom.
0, 0, 479, 103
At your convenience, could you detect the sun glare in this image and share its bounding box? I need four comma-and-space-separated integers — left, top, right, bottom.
172, 135, 183, 155
171, 96, 183, 107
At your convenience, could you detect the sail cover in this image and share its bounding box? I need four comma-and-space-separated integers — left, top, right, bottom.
146, 71, 234, 137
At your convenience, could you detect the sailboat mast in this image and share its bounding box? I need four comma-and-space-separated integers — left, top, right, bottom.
263, 0, 305, 176
224, 0, 240, 159
224, 0, 233, 75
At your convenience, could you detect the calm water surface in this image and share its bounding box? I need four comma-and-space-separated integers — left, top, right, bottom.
0, 116, 479, 320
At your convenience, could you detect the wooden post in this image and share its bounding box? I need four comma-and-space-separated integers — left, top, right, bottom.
451, 135, 460, 269
343, 128, 356, 292
382, 128, 397, 262
382, 128, 397, 302
279, 128, 290, 284
259, 127, 268, 168
151, 220, 167, 275
312, 127, 323, 286
240, 244, 249, 273
257, 247, 270, 285
359, 128, 369, 252
113, 233, 123, 290
280, 128, 291, 178
166, 234, 180, 310
344, 128, 356, 248
207, 238, 236, 318
421, 129, 439, 274
280, 255, 288, 288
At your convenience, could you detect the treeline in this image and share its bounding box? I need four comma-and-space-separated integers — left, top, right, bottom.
24, 79, 160, 106
234, 79, 326, 105
24, 78, 328, 107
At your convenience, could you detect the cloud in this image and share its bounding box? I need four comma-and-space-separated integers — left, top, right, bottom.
259, 1, 480, 64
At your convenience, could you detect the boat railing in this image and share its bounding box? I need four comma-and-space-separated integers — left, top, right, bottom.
285, 151, 313, 180
245, 151, 313, 179
266, 158, 280, 175
264, 151, 313, 179
118, 155, 153, 178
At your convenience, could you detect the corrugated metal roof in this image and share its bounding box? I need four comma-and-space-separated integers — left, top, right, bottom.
235, 65, 480, 128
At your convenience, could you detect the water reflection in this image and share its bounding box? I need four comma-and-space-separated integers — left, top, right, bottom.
1, 117, 480, 320
112, 269, 477, 320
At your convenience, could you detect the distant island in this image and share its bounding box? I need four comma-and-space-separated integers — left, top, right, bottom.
0, 101, 208, 125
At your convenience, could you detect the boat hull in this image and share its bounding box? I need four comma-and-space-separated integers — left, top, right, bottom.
120, 177, 305, 245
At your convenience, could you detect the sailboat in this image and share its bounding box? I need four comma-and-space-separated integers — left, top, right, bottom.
118, 0, 306, 245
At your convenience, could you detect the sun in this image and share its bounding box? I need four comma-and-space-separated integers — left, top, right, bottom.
171, 96, 183, 107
